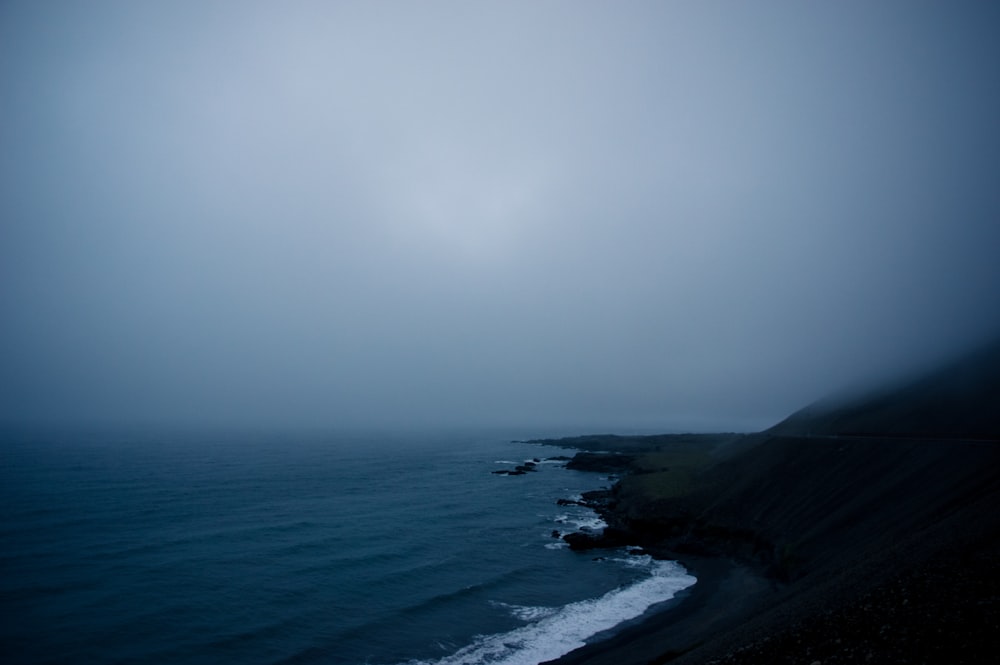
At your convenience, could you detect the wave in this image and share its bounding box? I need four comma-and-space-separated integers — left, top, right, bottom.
388, 565, 540, 621
553, 513, 607, 532
489, 602, 559, 622
400, 559, 696, 665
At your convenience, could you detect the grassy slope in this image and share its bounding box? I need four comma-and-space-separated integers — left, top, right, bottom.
554, 337, 1000, 664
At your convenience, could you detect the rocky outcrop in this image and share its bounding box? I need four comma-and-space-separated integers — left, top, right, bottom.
563, 527, 632, 551
565, 452, 635, 473
492, 460, 541, 476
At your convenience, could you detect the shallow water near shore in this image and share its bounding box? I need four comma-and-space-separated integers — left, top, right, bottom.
1, 427, 694, 665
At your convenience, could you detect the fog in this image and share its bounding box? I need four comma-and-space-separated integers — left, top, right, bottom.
3, 1, 999, 432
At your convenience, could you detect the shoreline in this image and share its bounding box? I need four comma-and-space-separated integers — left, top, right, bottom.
533, 434, 772, 665
533, 430, 1000, 664
545, 555, 776, 665
531, 344, 1000, 664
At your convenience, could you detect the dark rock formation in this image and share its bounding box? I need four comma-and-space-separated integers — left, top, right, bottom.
492, 460, 540, 476
563, 527, 632, 551
565, 452, 635, 473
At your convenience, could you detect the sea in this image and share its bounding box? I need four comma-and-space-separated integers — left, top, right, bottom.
0, 426, 696, 665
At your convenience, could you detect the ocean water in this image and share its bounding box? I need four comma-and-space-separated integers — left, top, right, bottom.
0, 427, 695, 665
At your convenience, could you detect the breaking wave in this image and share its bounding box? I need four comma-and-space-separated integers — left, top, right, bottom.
404, 558, 695, 665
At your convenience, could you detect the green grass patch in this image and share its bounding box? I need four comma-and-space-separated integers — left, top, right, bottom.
621, 449, 715, 501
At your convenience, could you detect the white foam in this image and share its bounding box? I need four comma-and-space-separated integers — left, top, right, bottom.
614, 553, 654, 568
553, 513, 607, 532
490, 601, 559, 622
574, 515, 608, 532
403, 560, 696, 665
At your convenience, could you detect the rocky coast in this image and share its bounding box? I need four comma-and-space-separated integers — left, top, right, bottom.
539, 339, 1000, 664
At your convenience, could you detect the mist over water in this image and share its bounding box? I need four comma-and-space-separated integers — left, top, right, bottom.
3, 2, 1000, 431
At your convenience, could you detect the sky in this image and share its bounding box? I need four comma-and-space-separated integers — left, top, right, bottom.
2, 1, 999, 432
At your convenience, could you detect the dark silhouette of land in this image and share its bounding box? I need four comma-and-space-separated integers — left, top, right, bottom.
541, 338, 1000, 664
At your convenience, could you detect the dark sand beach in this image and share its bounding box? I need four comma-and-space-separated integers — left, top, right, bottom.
547, 557, 775, 665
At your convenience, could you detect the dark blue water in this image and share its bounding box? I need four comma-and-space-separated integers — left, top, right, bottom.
0, 427, 694, 665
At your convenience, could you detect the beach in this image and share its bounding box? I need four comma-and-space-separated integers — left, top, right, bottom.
547, 556, 774, 665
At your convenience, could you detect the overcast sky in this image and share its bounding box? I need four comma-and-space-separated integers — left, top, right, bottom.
2, 1, 999, 432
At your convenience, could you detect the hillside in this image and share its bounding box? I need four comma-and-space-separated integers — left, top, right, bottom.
549, 338, 1000, 665
768, 337, 1000, 439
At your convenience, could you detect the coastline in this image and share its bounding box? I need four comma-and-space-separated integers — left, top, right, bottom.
533, 422, 1000, 664
545, 555, 775, 665
532, 432, 778, 665
530, 433, 766, 664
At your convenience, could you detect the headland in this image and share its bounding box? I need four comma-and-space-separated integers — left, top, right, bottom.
538, 339, 1000, 664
